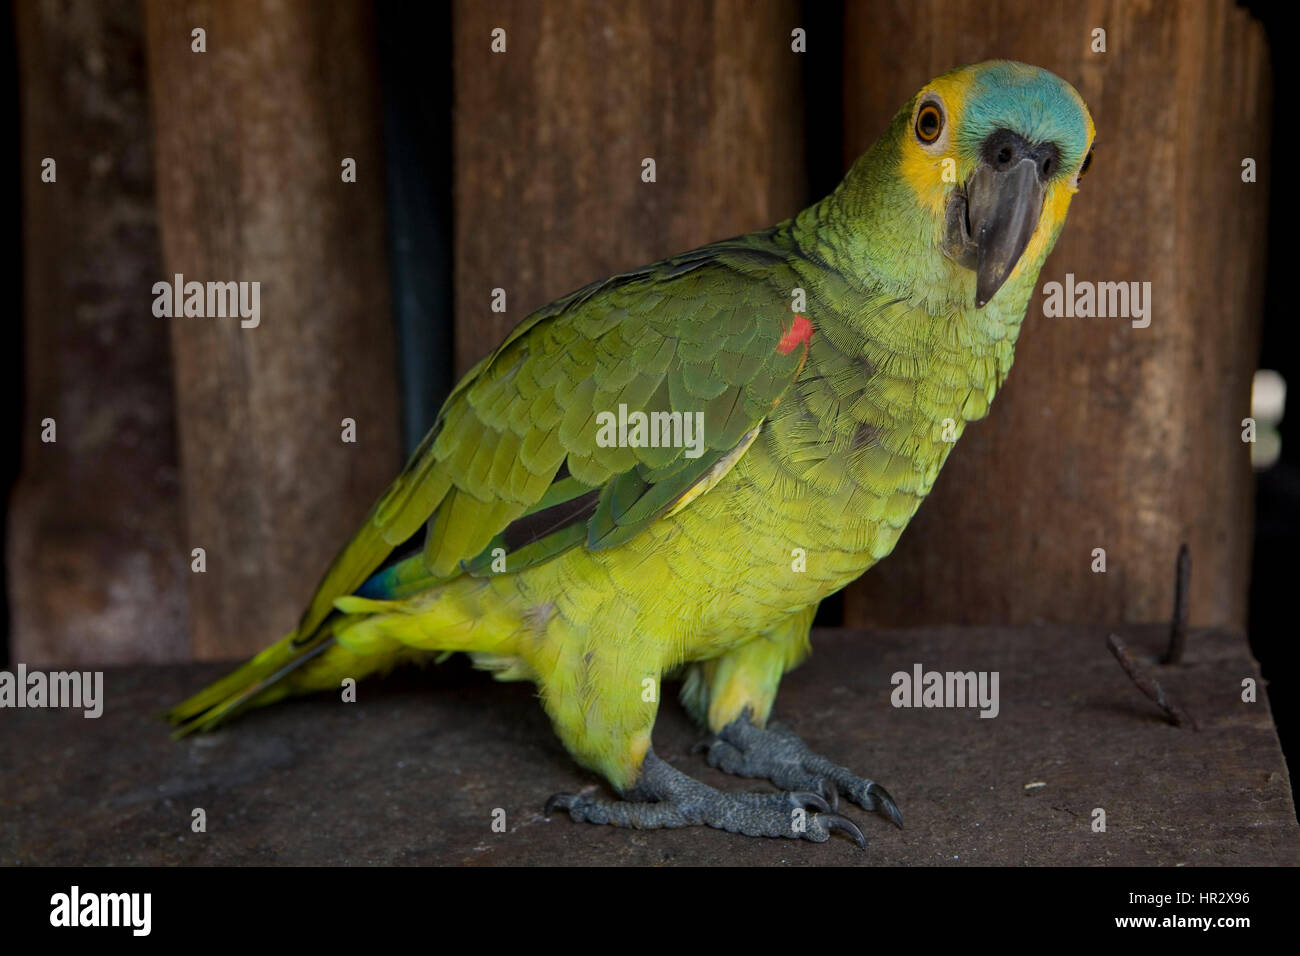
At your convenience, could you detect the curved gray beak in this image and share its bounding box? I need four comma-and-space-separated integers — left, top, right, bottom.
942, 135, 1049, 309
967, 158, 1044, 307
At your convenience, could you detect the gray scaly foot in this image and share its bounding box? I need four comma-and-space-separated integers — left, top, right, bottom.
697, 715, 903, 828
545, 750, 867, 846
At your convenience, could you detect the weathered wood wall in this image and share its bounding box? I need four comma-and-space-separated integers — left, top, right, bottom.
839, 0, 1270, 631
10, 0, 189, 665
143, 0, 401, 658
452, 0, 807, 376
8, 1, 1271, 665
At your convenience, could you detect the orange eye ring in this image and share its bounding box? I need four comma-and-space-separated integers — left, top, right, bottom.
915, 103, 944, 144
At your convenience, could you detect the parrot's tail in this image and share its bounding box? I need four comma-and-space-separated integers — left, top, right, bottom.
167, 578, 518, 737
163, 614, 351, 738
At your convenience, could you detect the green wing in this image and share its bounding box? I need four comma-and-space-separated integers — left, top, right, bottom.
296, 231, 813, 638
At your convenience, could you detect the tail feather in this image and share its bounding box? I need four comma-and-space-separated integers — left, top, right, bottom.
166, 575, 510, 737
165, 619, 341, 737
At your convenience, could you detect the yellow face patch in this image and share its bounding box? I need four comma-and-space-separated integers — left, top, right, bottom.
1009, 179, 1076, 283
897, 71, 976, 218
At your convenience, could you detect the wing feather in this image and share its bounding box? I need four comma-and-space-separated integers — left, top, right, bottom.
297, 231, 814, 631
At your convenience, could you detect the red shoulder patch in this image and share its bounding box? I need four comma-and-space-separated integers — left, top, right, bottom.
776, 314, 814, 355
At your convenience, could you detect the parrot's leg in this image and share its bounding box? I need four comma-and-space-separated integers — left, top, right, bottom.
538, 617, 867, 845
545, 749, 868, 845
686, 609, 903, 828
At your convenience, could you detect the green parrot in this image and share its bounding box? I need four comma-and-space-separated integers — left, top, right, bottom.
168, 60, 1095, 846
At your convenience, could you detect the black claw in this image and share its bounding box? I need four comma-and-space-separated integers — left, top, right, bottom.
817, 777, 840, 812
791, 790, 831, 814
820, 813, 868, 849
690, 738, 715, 756
869, 782, 904, 829
544, 793, 573, 817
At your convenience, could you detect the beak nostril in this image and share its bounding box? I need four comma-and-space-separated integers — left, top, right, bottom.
997, 147, 1012, 166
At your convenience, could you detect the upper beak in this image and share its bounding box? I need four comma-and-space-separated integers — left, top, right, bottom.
942, 133, 1049, 308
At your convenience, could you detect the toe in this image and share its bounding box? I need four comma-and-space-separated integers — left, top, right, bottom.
814, 776, 840, 812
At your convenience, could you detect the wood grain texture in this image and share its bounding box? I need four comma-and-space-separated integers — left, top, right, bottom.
840, 0, 1270, 631
10, 0, 188, 665
143, 0, 400, 658
6, 625, 1296, 865
452, 0, 806, 375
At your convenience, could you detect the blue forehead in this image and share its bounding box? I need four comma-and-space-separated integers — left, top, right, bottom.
956, 62, 1091, 165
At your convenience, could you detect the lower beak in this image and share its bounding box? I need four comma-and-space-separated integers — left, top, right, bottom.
943, 157, 1046, 309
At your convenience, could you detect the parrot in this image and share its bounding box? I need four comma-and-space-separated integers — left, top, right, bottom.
167, 60, 1095, 847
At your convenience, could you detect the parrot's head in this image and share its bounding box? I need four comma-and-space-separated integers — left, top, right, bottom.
848, 60, 1094, 314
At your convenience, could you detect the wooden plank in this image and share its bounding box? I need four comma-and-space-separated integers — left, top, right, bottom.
9, 0, 188, 665
840, 0, 1270, 631
452, 0, 807, 375
5, 625, 1294, 864
142, 0, 401, 658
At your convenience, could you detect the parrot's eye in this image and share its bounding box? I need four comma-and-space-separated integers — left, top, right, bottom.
915, 103, 944, 144
1078, 146, 1094, 179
